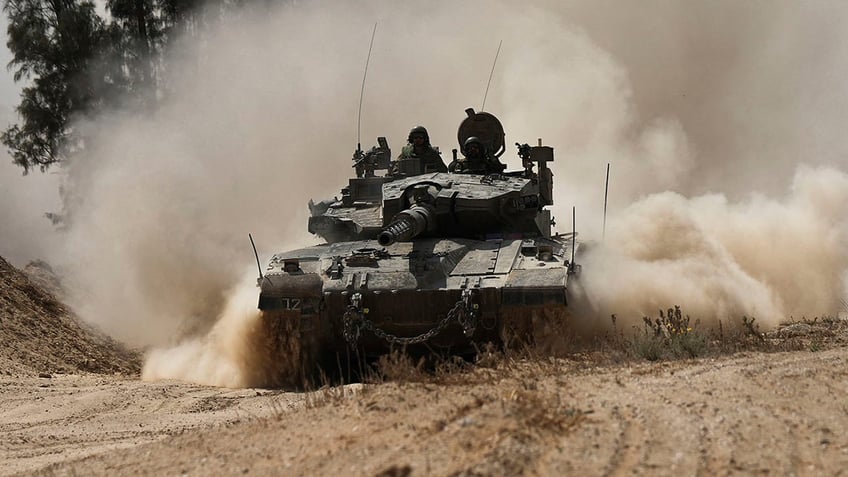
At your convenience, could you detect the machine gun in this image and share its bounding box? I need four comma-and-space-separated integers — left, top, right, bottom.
352, 136, 391, 178
516, 142, 534, 178
515, 140, 554, 206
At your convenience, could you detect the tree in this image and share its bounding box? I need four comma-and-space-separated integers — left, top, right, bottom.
2, 0, 108, 173
106, 0, 160, 97
3, 0, 281, 173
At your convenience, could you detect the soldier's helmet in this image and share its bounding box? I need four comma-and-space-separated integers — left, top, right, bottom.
408, 126, 430, 144
463, 136, 486, 157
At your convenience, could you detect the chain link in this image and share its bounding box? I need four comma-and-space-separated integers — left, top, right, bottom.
342, 290, 478, 346
342, 293, 364, 344
458, 288, 477, 337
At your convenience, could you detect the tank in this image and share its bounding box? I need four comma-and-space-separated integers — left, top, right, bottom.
256, 109, 580, 387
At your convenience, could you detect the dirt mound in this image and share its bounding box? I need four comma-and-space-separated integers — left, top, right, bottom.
22, 259, 64, 298
0, 255, 140, 376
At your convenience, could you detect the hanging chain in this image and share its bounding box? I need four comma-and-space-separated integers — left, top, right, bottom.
342, 289, 478, 346
457, 288, 477, 336
342, 293, 365, 344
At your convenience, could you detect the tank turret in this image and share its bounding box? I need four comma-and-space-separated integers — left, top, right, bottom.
379, 168, 552, 240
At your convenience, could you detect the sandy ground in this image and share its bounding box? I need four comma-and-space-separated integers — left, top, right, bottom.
4, 253, 847, 475
4, 343, 847, 477
0, 374, 302, 476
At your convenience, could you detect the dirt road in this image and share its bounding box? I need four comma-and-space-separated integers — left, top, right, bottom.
0, 375, 302, 476
5, 343, 846, 476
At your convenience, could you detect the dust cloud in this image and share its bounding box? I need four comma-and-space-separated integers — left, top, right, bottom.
36, 0, 848, 385
575, 166, 848, 329
0, 147, 62, 268
141, 271, 268, 388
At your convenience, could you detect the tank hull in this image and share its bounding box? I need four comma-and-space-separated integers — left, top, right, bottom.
257, 236, 577, 379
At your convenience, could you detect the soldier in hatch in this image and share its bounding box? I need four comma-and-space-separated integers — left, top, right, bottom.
449, 136, 506, 174
392, 126, 448, 175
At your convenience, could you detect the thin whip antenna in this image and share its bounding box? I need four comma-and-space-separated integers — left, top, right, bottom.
249, 233, 263, 280
571, 206, 577, 273
603, 163, 610, 241
357, 22, 378, 151
481, 40, 503, 111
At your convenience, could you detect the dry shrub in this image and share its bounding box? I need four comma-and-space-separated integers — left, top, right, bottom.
367, 350, 430, 383
610, 306, 848, 362
627, 306, 708, 360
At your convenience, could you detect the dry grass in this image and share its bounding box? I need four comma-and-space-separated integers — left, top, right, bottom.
270, 305, 848, 402
607, 307, 848, 362
492, 306, 848, 372
363, 349, 485, 387
356, 306, 841, 388
303, 382, 361, 409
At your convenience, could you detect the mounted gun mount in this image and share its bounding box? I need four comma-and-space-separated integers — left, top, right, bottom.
516, 140, 555, 206
258, 109, 581, 388
353, 136, 391, 178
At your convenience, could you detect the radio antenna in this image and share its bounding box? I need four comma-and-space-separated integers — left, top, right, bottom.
357, 22, 378, 153
570, 206, 577, 273
249, 233, 263, 280
603, 163, 610, 241
481, 40, 503, 111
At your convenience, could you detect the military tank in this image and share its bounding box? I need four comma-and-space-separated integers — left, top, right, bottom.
256, 109, 580, 387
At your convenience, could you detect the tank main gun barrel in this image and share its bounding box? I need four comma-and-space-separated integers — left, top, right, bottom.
378, 217, 416, 246
378, 205, 435, 246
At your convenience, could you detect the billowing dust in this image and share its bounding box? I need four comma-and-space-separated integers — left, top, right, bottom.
25, 0, 847, 386
576, 166, 848, 330
140, 271, 273, 388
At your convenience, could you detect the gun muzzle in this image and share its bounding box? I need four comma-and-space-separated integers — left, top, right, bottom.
377, 205, 435, 246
